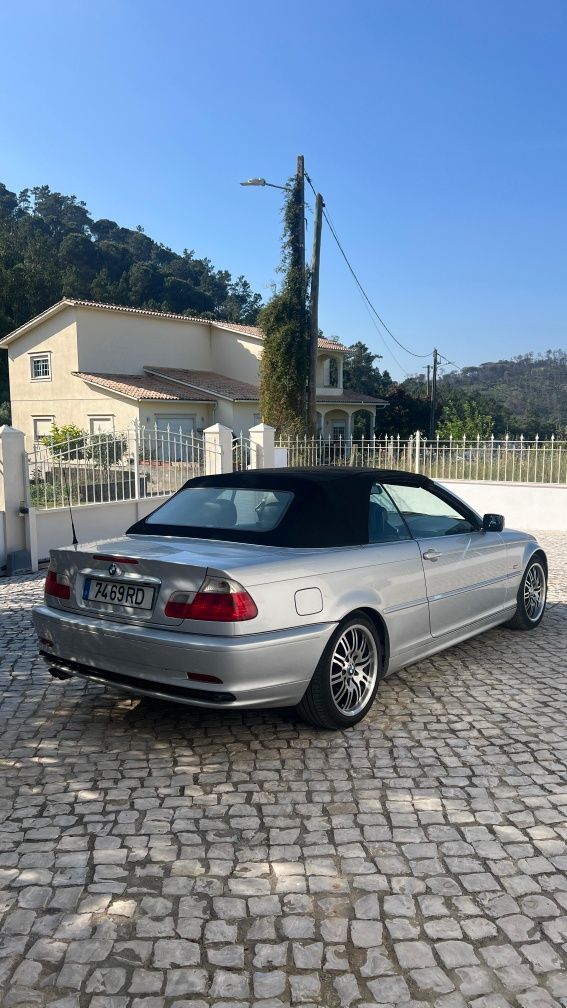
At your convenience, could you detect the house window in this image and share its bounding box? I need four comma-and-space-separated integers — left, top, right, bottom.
33, 417, 54, 442
30, 354, 51, 380
323, 357, 339, 387
89, 416, 115, 434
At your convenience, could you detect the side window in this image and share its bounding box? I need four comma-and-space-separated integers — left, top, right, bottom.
33, 417, 54, 442
30, 354, 51, 380
89, 416, 115, 434
382, 484, 478, 538
368, 483, 411, 543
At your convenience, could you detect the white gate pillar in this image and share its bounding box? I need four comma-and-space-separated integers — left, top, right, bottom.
203, 423, 233, 475
249, 423, 275, 469
0, 426, 35, 571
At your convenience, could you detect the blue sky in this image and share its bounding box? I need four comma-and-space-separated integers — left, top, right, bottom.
1, 0, 566, 379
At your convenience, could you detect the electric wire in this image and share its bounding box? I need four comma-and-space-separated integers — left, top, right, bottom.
438, 353, 464, 372
305, 171, 466, 384
305, 173, 433, 369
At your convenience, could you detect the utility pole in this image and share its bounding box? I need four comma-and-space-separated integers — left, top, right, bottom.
426, 364, 431, 399
296, 154, 305, 278
428, 348, 438, 439
295, 155, 308, 428
240, 155, 313, 433
308, 192, 324, 435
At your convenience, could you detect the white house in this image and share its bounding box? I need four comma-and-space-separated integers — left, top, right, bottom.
1, 298, 386, 444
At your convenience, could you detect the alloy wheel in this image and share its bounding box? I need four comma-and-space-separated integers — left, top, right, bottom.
523, 562, 546, 622
329, 623, 379, 717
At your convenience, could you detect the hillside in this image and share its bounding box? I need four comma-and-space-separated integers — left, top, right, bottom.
437, 350, 567, 436
0, 182, 263, 407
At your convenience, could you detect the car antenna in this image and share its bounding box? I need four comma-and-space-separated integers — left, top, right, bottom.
61, 468, 79, 547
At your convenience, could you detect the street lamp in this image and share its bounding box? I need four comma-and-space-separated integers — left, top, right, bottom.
241, 156, 323, 436
240, 177, 291, 191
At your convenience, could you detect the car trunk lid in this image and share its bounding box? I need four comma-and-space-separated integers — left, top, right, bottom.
44, 535, 288, 628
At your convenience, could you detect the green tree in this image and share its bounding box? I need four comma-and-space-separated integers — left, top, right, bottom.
90, 432, 128, 468
259, 174, 308, 435
436, 399, 494, 440
343, 342, 393, 397
42, 424, 88, 458
380, 386, 432, 437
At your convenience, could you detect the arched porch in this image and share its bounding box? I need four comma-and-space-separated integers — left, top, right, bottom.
352, 408, 375, 438
317, 405, 377, 438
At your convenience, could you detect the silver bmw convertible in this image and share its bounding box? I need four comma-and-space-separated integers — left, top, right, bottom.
33, 468, 547, 729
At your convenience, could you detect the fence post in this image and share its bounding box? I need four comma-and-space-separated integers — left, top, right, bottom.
132, 422, 140, 500
22, 448, 39, 571
249, 423, 275, 469
0, 426, 34, 573
203, 423, 233, 475
414, 430, 421, 474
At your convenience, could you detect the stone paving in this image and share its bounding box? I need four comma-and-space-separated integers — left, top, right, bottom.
0, 532, 566, 1008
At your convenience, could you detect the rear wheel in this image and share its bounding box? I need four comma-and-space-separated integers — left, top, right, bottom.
297, 614, 382, 729
506, 557, 547, 630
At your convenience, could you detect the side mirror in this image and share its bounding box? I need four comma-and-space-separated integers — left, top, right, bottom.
483, 513, 504, 533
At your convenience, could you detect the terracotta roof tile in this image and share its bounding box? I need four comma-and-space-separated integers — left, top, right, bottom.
317, 338, 348, 351
73, 372, 218, 402
212, 320, 263, 337
75, 367, 385, 407
144, 367, 259, 401
68, 299, 225, 327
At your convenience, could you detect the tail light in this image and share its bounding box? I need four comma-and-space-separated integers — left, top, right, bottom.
45, 564, 71, 600
165, 576, 257, 622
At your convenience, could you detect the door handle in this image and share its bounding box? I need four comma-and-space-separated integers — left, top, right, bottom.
422, 548, 441, 562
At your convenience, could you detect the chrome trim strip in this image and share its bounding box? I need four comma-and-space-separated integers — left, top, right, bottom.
383, 598, 429, 615
428, 572, 512, 603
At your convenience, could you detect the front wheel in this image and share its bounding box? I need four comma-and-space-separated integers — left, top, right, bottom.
297, 614, 382, 729
506, 557, 547, 631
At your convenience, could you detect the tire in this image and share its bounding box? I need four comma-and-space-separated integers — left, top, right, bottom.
297, 613, 382, 729
505, 556, 547, 631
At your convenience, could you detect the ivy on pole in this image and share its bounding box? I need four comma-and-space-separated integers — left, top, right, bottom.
259, 168, 308, 436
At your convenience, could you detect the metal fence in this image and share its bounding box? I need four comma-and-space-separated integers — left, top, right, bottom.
25, 427, 567, 511
232, 433, 258, 472
27, 425, 219, 511
275, 433, 567, 485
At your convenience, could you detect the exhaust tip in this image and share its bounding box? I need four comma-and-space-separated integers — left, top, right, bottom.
48, 667, 73, 681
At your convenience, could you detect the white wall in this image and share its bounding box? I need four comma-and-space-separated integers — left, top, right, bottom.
77, 308, 212, 373
210, 329, 262, 385
441, 480, 567, 532
0, 512, 6, 571
33, 497, 168, 562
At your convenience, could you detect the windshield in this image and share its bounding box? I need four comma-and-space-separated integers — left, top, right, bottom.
145, 486, 294, 532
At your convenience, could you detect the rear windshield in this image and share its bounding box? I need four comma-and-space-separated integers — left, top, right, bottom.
145, 486, 293, 532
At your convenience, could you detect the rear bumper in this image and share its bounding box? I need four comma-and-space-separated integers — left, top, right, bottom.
32, 605, 335, 709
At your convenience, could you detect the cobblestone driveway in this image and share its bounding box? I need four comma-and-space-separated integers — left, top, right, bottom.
1, 533, 566, 1008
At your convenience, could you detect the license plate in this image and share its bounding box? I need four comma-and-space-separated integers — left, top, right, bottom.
83, 578, 155, 610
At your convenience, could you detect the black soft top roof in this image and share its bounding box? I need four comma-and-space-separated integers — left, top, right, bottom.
128, 467, 436, 548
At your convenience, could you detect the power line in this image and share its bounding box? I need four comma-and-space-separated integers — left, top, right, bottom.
438, 353, 464, 372
324, 205, 433, 360
305, 172, 433, 364
305, 171, 472, 385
